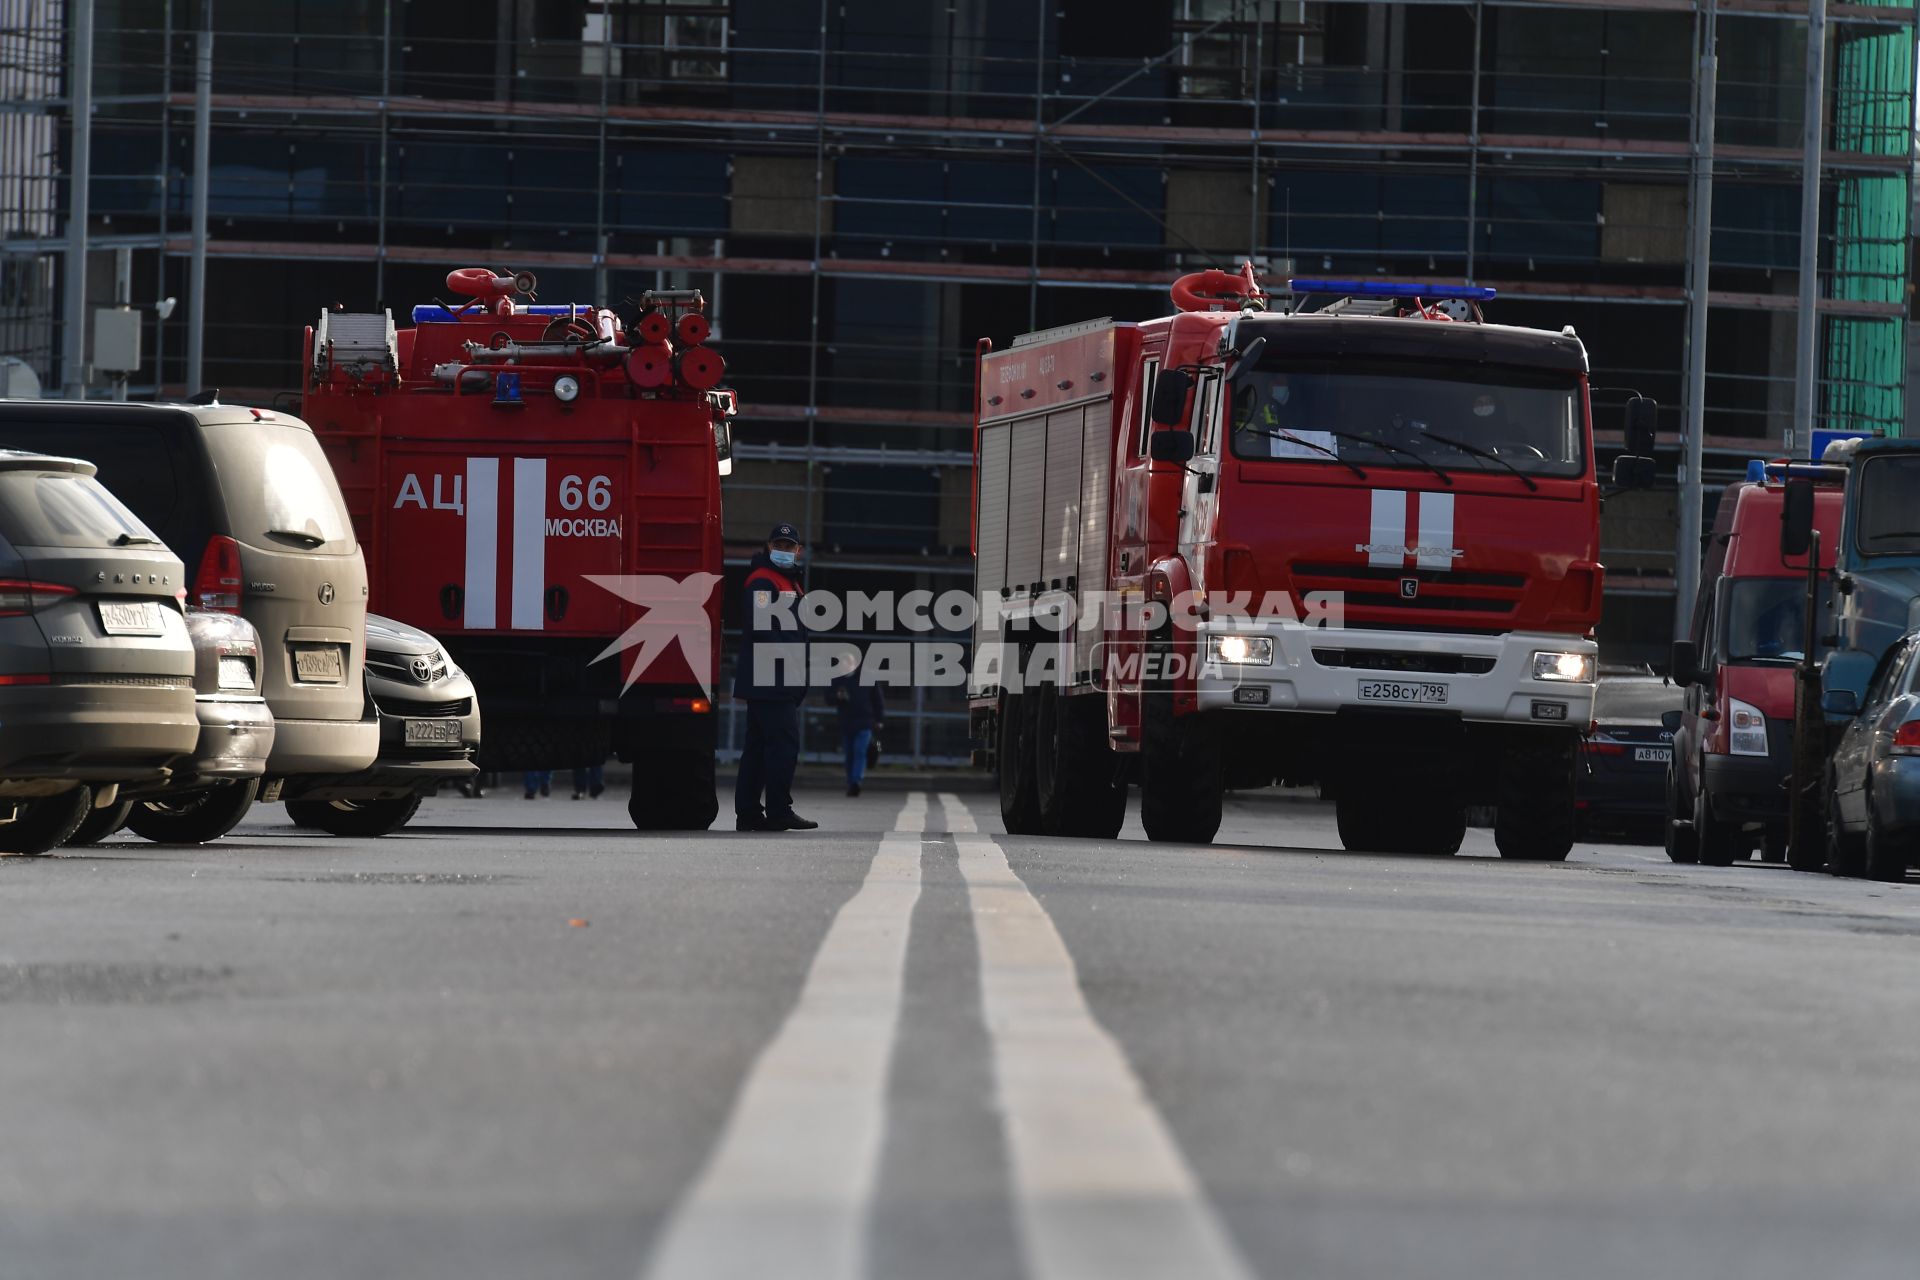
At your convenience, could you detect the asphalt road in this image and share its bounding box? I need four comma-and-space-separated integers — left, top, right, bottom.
4, 784, 1920, 1280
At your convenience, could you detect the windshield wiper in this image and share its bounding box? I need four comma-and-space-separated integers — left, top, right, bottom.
1240, 427, 1367, 480
267, 528, 326, 548
1323, 428, 1454, 486
112, 533, 162, 546
1865, 530, 1920, 542
1418, 430, 1539, 492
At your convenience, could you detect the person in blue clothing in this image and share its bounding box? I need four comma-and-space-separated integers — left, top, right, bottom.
831, 650, 887, 797
732, 522, 819, 832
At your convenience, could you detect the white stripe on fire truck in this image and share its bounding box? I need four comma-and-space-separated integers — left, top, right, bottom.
1367, 490, 1407, 568
1415, 491, 1456, 570
511, 456, 548, 631
464, 456, 500, 629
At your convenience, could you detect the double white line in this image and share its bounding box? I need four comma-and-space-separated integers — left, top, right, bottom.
642, 792, 1252, 1280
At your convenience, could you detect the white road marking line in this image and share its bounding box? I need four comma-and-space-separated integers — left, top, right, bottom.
639, 797, 927, 1280
894, 790, 928, 833
939, 792, 977, 834
948, 797, 1256, 1280
462, 457, 499, 629
510, 456, 547, 630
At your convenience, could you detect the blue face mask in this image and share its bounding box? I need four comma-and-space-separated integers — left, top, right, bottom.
769, 549, 799, 570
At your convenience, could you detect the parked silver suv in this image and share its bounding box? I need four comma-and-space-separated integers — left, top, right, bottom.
0, 451, 198, 852
0, 401, 378, 806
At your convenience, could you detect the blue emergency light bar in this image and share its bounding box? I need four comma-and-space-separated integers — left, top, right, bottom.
1744, 459, 1848, 484
412, 304, 598, 324
1288, 279, 1497, 302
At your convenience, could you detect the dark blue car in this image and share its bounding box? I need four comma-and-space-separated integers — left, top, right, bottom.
1577, 674, 1684, 841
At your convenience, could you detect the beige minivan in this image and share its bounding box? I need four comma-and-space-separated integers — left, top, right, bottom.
0, 402, 377, 820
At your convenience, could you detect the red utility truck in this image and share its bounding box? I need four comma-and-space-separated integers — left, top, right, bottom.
971, 270, 1657, 858
304, 268, 734, 830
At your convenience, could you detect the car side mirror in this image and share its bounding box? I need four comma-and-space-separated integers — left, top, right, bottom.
1821, 687, 1861, 716
1611, 455, 1656, 489
1150, 368, 1193, 426
1780, 477, 1815, 558
1624, 396, 1657, 457
1660, 709, 1683, 732
1670, 640, 1699, 686
1228, 337, 1266, 385
1149, 429, 1196, 465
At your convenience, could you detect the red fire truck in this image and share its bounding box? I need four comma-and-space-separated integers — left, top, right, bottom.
972, 269, 1657, 858
304, 268, 734, 830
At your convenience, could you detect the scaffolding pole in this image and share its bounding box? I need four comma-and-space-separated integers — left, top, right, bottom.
1792, 0, 1826, 455
1675, 0, 1717, 639
59, 0, 93, 400
185, 12, 212, 397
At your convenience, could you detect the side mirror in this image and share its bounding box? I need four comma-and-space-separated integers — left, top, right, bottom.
1150, 368, 1193, 426
1821, 687, 1861, 716
1149, 429, 1196, 465
1670, 640, 1699, 686
1611, 455, 1656, 489
1780, 477, 1815, 559
1660, 709, 1683, 733
714, 416, 733, 478
1228, 337, 1266, 384
1624, 396, 1657, 457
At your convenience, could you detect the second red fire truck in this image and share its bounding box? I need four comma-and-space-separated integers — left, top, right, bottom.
305, 268, 734, 830
972, 269, 1658, 858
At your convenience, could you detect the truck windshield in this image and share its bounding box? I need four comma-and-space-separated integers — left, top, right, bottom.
1228, 360, 1584, 479
1723, 578, 1817, 663
1853, 454, 1920, 557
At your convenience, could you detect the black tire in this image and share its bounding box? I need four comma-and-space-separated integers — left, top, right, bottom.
1693, 788, 1740, 868
1335, 791, 1395, 852
1035, 685, 1127, 840
0, 790, 90, 854
286, 792, 423, 838
1664, 764, 1699, 864
629, 743, 718, 831
64, 798, 133, 847
1336, 790, 1464, 855
125, 780, 260, 845
1825, 776, 1866, 878
1495, 735, 1576, 862
1139, 686, 1222, 845
1864, 795, 1911, 883
997, 691, 1043, 836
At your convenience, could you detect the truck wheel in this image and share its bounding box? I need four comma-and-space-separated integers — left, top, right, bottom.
286, 793, 423, 838
1494, 736, 1576, 861
125, 780, 260, 845
1035, 685, 1127, 840
1334, 792, 1396, 852
1664, 765, 1699, 864
65, 798, 133, 847
0, 790, 90, 854
1864, 798, 1911, 883
1140, 691, 1222, 845
1337, 791, 1463, 854
998, 691, 1043, 836
1692, 789, 1740, 868
630, 745, 718, 831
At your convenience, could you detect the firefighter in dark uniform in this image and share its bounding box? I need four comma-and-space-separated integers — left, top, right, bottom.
733, 523, 819, 831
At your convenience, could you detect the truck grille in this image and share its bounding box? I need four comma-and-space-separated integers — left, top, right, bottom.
1291, 563, 1526, 630
1312, 649, 1496, 675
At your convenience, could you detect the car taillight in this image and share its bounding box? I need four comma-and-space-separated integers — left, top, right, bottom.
0, 578, 76, 616
0, 673, 51, 685
1893, 721, 1920, 755
193, 536, 243, 613
1583, 738, 1626, 756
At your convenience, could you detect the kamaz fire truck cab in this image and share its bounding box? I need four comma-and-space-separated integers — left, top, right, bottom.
974, 269, 1657, 859
304, 268, 734, 831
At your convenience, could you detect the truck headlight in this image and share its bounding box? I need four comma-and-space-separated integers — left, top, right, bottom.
1727, 697, 1768, 756
1531, 651, 1594, 683
1209, 634, 1273, 666
553, 374, 580, 403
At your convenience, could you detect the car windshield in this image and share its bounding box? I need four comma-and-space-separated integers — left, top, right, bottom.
0, 470, 162, 549
1723, 578, 1818, 662
1593, 678, 1683, 725
1853, 454, 1920, 557
1228, 360, 1585, 478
